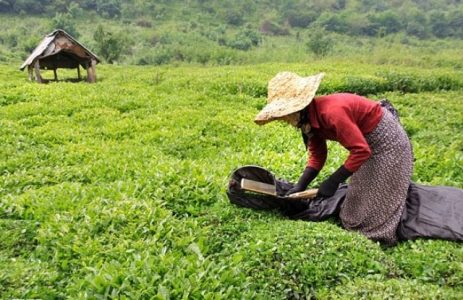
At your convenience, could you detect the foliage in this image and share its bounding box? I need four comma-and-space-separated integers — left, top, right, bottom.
227, 28, 262, 51
2, 1, 463, 65
285, 10, 318, 28
0, 60, 462, 298
306, 29, 334, 57
51, 12, 80, 38
1, 0, 463, 40
93, 25, 128, 64
259, 20, 290, 36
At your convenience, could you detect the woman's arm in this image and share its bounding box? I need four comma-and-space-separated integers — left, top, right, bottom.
306, 134, 328, 171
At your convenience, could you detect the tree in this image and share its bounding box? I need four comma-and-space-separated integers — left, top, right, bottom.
370, 10, 403, 34
225, 10, 244, 26
0, 0, 14, 13
227, 28, 262, 51
404, 9, 429, 39
429, 11, 452, 38
286, 10, 318, 28
51, 13, 80, 38
306, 29, 334, 57
93, 25, 128, 63
96, 0, 121, 18
448, 9, 463, 37
318, 13, 349, 33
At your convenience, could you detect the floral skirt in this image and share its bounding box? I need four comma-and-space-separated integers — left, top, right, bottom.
340, 108, 414, 245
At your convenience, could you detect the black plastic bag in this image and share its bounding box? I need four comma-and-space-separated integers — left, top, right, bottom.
227, 165, 463, 242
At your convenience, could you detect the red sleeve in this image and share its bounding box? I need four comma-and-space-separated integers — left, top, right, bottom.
329, 115, 372, 173
306, 134, 327, 171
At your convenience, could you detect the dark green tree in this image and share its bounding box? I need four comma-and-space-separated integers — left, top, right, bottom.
93, 25, 128, 63
429, 11, 452, 37
96, 0, 121, 18
51, 12, 80, 38
286, 10, 318, 28
306, 29, 334, 57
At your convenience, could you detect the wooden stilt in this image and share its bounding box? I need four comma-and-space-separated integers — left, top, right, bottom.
86, 59, 97, 83
90, 59, 97, 83
86, 61, 92, 83
53, 69, 58, 81
28, 66, 33, 81
34, 60, 42, 83
77, 65, 81, 80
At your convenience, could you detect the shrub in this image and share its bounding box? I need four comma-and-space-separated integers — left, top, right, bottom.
225, 10, 244, 26
22, 37, 40, 53
227, 29, 262, 51
286, 10, 318, 28
306, 29, 334, 57
93, 25, 128, 63
136, 48, 173, 65
135, 19, 152, 28
260, 20, 290, 36
96, 0, 121, 18
318, 12, 350, 34
51, 13, 80, 38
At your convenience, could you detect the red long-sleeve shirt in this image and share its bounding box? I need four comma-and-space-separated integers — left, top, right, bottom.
306, 93, 383, 173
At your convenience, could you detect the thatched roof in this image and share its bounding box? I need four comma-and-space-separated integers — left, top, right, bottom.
20, 29, 100, 71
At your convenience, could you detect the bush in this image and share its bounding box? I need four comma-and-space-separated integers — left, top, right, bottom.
135, 19, 152, 28
227, 29, 262, 51
306, 29, 334, 57
93, 25, 128, 63
227, 38, 252, 51
96, 0, 121, 18
318, 12, 350, 34
225, 10, 244, 26
22, 37, 40, 53
259, 20, 290, 36
286, 10, 318, 28
51, 13, 80, 38
429, 11, 452, 38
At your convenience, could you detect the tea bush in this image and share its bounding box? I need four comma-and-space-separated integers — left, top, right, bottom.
0, 61, 462, 298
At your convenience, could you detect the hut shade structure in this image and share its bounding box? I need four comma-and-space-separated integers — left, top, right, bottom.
20, 29, 100, 83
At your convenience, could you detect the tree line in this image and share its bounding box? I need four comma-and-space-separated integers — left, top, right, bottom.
1, 0, 462, 39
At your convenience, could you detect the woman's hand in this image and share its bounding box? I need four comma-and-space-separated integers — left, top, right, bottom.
317, 165, 352, 198
317, 178, 340, 198
285, 167, 319, 196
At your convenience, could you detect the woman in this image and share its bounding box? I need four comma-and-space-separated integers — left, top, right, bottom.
255, 72, 413, 245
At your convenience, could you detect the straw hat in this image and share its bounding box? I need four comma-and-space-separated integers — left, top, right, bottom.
254, 72, 324, 125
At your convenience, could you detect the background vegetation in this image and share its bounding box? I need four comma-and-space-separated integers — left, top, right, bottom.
1, 0, 463, 66
1, 0, 462, 298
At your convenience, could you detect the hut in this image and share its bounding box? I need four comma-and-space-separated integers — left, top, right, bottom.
20, 29, 100, 83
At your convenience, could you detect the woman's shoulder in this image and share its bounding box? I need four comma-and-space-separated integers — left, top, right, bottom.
316, 93, 369, 101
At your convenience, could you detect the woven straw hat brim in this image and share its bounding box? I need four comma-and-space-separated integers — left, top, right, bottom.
255, 72, 324, 125
254, 97, 308, 125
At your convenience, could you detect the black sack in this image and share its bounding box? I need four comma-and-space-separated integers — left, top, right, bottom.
227, 165, 463, 242
397, 183, 463, 241
226, 165, 344, 221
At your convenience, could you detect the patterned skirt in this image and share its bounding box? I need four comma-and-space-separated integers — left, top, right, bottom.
340, 108, 413, 245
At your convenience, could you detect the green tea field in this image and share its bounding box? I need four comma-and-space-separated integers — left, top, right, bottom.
1, 61, 462, 298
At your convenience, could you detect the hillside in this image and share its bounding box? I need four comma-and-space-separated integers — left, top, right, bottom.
1, 0, 463, 65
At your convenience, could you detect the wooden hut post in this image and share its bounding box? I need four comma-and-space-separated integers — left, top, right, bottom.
86, 59, 97, 83
77, 65, 81, 80
34, 60, 43, 83
86, 61, 91, 83
28, 66, 33, 81
90, 58, 97, 83
53, 69, 58, 81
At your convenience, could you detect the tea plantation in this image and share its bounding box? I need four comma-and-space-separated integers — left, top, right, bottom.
0, 62, 462, 298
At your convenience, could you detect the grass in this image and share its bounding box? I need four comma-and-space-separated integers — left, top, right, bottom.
0, 60, 462, 298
